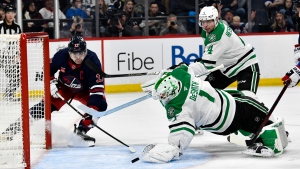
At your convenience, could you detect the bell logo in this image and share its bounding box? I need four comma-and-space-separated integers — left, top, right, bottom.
171, 45, 203, 65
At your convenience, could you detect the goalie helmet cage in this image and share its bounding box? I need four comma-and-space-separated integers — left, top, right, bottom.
0, 33, 51, 169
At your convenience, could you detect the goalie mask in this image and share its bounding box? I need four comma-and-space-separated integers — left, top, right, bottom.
153, 73, 181, 106
68, 36, 87, 64
198, 6, 219, 28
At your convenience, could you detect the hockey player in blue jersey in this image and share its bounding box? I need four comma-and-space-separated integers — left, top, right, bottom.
1, 36, 106, 146
32, 36, 107, 146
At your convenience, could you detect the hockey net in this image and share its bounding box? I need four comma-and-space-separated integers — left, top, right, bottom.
0, 33, 51, 169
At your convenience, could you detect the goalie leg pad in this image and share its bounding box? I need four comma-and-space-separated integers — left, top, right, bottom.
258, 117, 288, 155
142, 143, 180, 163
227, 129, 253, 146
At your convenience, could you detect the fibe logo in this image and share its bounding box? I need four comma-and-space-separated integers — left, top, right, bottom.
171, 45, 203, 65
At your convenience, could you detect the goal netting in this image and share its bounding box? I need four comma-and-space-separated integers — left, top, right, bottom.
0, 33, 51, 169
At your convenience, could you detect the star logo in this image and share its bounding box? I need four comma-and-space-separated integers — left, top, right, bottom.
167, 107, 175, 118
208, 34, 216, 42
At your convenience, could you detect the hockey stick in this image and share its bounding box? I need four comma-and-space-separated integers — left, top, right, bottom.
195, 64, 224, 77
55, 93, 136, 153
76, 94, 152, 118
85, 59, 160, 78
245, 80, 290, 146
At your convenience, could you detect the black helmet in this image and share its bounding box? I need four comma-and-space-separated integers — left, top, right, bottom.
68, 36, 86, 53
5, 4, 16, 13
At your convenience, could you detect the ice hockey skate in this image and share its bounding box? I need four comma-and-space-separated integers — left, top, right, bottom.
243, 143, 274, 157
68, 124, 95, 147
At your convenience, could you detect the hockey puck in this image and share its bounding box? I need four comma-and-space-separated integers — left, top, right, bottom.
131, 157, 139, 163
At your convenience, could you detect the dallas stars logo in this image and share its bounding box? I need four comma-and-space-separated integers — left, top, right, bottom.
167, 107, 175, 118
208, 34, 216, 42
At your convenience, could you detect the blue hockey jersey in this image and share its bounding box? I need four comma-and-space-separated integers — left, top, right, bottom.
50, 48, 107, 111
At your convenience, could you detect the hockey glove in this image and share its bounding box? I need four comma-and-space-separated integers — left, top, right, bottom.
142, 143, 180, 163
168, 62, 188, 70
78, 113, 99, 133
282, 66, 300, 88
294, 44, 300, 64
50, 79, 59, 98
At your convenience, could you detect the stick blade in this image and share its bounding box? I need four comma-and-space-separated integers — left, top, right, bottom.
129, 147, 136, 153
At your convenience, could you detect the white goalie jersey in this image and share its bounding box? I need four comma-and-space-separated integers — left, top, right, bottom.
163, 65, 237, 153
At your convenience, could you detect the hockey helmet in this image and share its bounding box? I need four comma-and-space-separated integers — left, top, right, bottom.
4, 4, 16, 13
68, 36, 87, 64
153, 73, 181, 106
198, 6, 219, 28
68, 36, 86, 53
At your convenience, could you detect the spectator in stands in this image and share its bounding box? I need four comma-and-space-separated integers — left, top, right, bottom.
265, 0, 285, 20
39, 0, 67, 39
140, 1, 164, 36
159, 13, 187, 35
103, 10, 134, 37
223, 10, 234, 26
23, 1, 44, 33
280, 0, 296, 28
243, 10, 256, 33
0, 7, 4, 23
123, 0, 142, 36
60, 16, 92, 38
221, 0, 246, 21
270, 11, 295, 32
230, 15, 246, 34
66, 0, 88, 19
91, 0, 108, 36
81, 0, 93, 18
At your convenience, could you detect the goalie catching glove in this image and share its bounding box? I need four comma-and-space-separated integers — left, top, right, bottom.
141, 143, 181, 163
282, 65, 300, 88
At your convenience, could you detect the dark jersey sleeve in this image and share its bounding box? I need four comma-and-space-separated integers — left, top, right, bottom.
85, 50, 107, 112
50, 48, 69, 79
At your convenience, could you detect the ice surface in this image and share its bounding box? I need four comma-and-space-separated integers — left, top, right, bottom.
32, 86, 300, 169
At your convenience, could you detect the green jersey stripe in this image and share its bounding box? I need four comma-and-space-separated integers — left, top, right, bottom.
170, 127, 195, 135
203, 90, 230, 131
228, 54, 256, 77
234, 97, 268, 113
199, 90, 215, 102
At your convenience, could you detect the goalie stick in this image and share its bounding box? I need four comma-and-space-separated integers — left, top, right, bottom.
55, 93, 136, 153
244, 80, 290, 146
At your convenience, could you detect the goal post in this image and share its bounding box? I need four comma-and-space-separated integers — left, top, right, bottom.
0, 33, 51, 169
